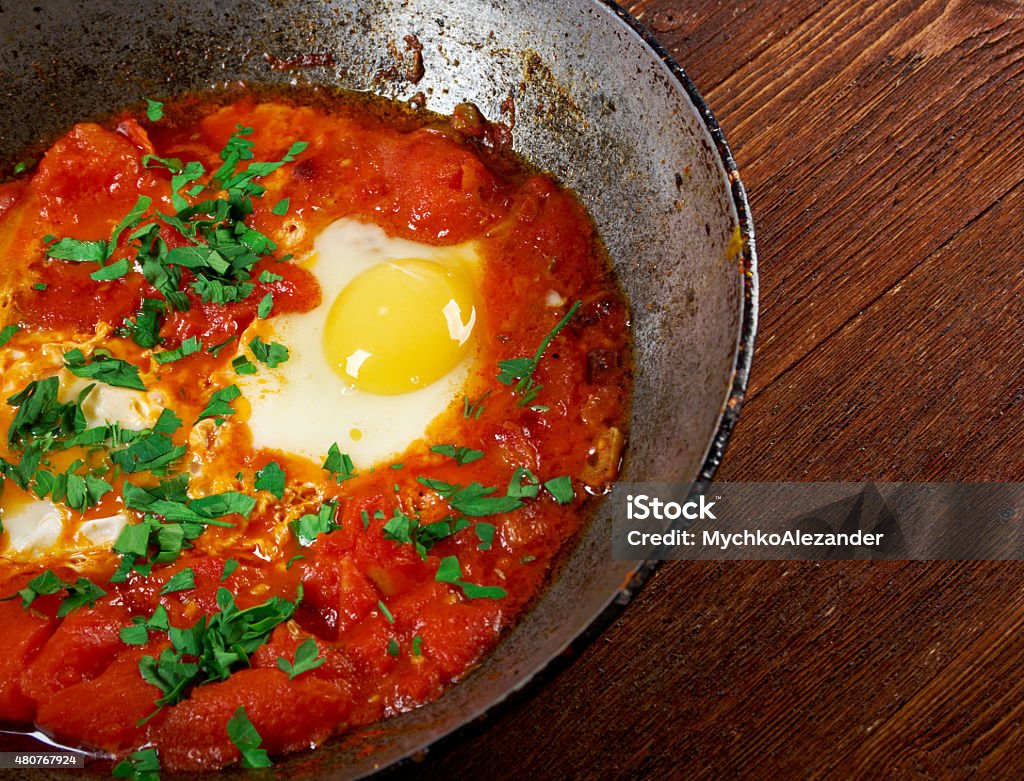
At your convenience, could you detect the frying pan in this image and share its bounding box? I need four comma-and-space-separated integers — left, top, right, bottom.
0, 0, 757, 777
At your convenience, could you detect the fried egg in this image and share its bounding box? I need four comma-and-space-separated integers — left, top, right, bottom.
235, 218, 483, 469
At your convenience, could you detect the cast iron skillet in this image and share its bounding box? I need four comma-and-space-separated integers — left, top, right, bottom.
0, 0, 757, 777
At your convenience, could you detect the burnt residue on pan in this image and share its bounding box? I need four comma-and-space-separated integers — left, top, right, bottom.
0, 1, 756, 779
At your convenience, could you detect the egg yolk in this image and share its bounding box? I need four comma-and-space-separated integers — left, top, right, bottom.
323, 258, 477, 394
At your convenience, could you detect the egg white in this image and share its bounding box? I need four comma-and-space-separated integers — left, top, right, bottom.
235, 218, 482, 469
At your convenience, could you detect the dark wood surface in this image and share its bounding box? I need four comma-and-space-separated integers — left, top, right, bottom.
396, 1, 1024, 779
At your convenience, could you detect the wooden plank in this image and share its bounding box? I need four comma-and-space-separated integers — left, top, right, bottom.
660, 0, 1024, 400
715, 173, 1024, 481
624, 0, 830, 93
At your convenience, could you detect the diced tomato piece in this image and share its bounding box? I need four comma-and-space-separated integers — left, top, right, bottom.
295, 555, 379, 640
0, 602, 55, 721
30, 123, 164, 240
153, 668, 352, 771
19, 603, 129, 708
36, 648, 164, 753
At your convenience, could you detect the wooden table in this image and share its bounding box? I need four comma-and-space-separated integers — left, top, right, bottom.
395, 1, 1024, 778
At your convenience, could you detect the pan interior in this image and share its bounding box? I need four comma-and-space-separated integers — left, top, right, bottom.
0, 0, 748, 777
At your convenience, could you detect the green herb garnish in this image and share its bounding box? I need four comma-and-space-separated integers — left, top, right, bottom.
276, 636, 325, 680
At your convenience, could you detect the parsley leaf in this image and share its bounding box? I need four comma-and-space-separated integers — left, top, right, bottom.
249, 335, 288, 367
475, 522, 496, 550
431, 443, 484, 465
434, 556, 507, 600
221, 558, 239, 581
507, 466, 540, 499
544, 476, 575, 504
227, 706, 272, 769
64, 348, 146, 390
120, 605, 170, 646
161, 568, 196, 595
383, 508, 470, 560
417, 477, 523, 517
271, 197, 290, 216
45, 237, 108, 262
323, 444, 356, 482
113, 747, 160, 781
198, 384, 241, 421
208, 334, 238, 357
145, 99, 164, 122
276, 636, 325, 680
496, 300, 581, 406
6, 376, 85, 448
0, 324, 19, 348
290, 501, 339, 546
256, 291, 273, 319
153, 335, 203, 364
117, 299, 165, 349
90, 257, 130, 281
254, 461, 285, 499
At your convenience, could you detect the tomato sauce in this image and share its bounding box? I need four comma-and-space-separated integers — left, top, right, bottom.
0, 87, 631, 772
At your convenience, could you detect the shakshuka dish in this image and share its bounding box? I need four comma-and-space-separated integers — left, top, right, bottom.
0, 87, 631, 775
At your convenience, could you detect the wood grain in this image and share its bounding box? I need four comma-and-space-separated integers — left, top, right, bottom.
390, 1, 1024, 778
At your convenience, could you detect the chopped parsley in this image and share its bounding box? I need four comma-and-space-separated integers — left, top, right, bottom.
382, 507, 469, 560
254, 460, 285, 499
323, 444, 356, 482
249, 335, 288, 367
63, 348, 146, 390
232, 354, 257, 375
120, 605, 170, 646
112, 478, 248, 580
257, 291, 274, 319
153, 335, 202, 364
387, 638, 400, 657
290, 501, 340, 546
161, 567, 196, 595
112, 748, 160, 781
276, 636, 325, 680
0, 324, 19, 348
45, 124, 307, 320
137, 586, 301, 719
462, 389, 490, 419
227, 705, 272, 769
417, 477, 523, 517
475, 522, 496, 550
198, 384, 241, 422
271, 197, 290, 216
435, 556, 507, 600
3, 570, 107, 616
496, 300, 581, 406
544, 475, 575, 504
412, 635, 424, 656
145, 98, 164, 122
430, 443, 484, 465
